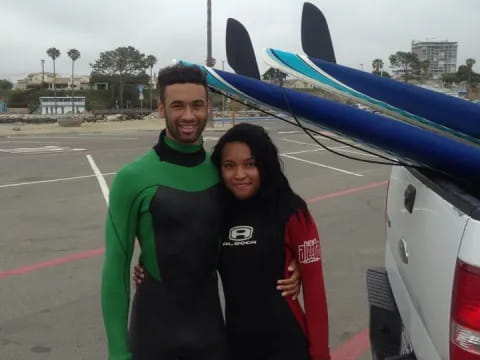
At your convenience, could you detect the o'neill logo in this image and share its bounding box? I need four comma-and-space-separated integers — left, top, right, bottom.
298, 238, 321, 264
223, 226, 256, 247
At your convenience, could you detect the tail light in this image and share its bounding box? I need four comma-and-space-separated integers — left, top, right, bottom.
450, 260, 480, 359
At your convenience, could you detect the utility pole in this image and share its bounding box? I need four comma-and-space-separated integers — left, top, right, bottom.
206, 0, 215, 128
206, 0, 215, 68
222, 60, 225, 114
53, 59, 57, 114
41, 59, 45, 87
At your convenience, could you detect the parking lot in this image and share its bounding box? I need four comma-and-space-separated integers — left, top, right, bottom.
0, 118, 390, 360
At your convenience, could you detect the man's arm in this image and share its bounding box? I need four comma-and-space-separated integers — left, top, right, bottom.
133, 259, 301, 297
277, 259, 301, 299
101, 169, 139, 360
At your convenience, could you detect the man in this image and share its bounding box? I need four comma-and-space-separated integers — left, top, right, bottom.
101, 64, 298, 360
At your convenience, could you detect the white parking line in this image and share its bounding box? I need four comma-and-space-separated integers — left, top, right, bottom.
6, 136, 137, 140
280, 137, 353, 147
0, 173, 116, 189
0, 140, 60, 144
313, 135, 352, 143
278, 131, 301, 134
281, 154, 363, 177
333, 148, 380, 158
282, 146, 350, 156
86, 155, 110, 204
281, 138, 320, 146
0, 146, 86, 154
283, 146, 380, 159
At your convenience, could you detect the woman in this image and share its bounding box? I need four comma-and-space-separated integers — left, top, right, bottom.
212, 123, 329, 360
136, 123, 330, 360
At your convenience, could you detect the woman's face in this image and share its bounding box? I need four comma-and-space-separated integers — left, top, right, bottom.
221, 141, 261, 200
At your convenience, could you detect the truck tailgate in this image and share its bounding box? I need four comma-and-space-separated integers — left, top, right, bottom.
385, 167, 470, 359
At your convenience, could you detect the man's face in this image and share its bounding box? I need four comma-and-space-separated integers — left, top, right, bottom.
159, 83, 209, 144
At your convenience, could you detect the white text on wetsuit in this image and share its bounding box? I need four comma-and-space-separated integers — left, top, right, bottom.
298, 238, 321, 263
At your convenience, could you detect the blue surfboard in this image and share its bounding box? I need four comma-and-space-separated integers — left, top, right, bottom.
263, 48, 480, 145
179, 60, 480, 182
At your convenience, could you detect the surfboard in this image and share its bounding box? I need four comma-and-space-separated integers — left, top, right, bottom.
178, 60, 480, 183
263, 48, 480, 145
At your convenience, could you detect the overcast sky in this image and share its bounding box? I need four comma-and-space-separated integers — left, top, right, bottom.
1, 0, 479, 82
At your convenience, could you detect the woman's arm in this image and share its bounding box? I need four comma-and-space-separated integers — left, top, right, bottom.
287, 210, 330, 360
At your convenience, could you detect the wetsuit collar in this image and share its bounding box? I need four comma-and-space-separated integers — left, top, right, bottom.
153, 130, 206, 167
163, 131, 204, 153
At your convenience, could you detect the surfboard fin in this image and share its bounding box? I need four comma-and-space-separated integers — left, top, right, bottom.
301, 2, 336, 63
226, 18, 261, 79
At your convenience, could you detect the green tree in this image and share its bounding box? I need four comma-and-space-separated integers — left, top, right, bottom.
90, 72, 150, 109
442, 61, 480, 93
412, 60, 430, 83
441, 72, 457, 87
67, 48, 81, 113
372, 59, 384, 72
457, 65, 472, 82
371, 58, 390, 77
145, 55, 157, 110
46, 47, 61, 112
0, 79, 13, 90
389, 51, 419, 83
262, 67, 287, 85
90, 46, 147, 109
466, 58, 476, 70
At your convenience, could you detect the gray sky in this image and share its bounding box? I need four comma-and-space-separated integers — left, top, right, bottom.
1, 0, 479, 82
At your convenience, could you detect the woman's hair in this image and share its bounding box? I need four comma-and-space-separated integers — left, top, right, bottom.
211, 123, 308, 222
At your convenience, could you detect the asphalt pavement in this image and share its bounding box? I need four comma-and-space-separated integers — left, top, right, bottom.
0, 118, 390, 359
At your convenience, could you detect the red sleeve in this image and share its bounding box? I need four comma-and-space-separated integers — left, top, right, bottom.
286, 210, 330, 360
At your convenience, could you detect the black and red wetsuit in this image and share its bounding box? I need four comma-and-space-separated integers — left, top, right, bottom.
218, 197, 330, 360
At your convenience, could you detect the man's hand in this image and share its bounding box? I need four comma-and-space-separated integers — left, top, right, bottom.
132, 264, 145, 288
277, 259, 301, 300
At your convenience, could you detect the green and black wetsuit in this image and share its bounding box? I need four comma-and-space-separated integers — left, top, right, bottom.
101, 130, 227, 360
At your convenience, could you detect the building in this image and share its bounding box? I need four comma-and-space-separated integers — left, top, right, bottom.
52, 76, 90, 90
39, 96, 86, 114
0, 98, 7, 113
412, 40, 458, 79
284, 79, 315, 89
15, 73, 90, 90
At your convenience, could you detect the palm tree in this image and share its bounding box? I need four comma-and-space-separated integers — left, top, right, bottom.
466, 58, 476, 97
466, 58, 476, 69
145, 55, 157, 110
46, 47, 61, 113
372, 59, 384, 74
67, 49, 81, 113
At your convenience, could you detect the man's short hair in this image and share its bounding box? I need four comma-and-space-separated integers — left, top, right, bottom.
157, 64, 208, 103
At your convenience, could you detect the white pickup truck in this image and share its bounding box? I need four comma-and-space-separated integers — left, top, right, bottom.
367, 166, 480, 360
